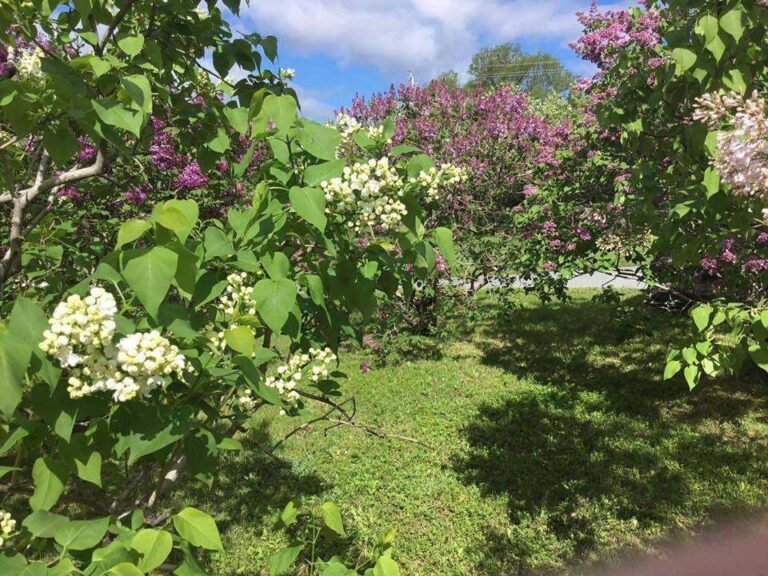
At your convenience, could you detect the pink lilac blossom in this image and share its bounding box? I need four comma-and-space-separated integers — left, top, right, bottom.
571, 2, 662, 71
124, 186, 148, 205
341, 80, 577, 224
174, 162, 209, 191
77, 137, 97, 164
362, 335, 383, 353
149, 117, 183, 171
720, 239, 737, 264
700, 257, 720, 276
693, 91, 768, 199
57, 184, 86, 202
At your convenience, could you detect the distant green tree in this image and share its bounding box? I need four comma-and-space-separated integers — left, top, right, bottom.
467, 43, 574, 98
434, 70, 460, 89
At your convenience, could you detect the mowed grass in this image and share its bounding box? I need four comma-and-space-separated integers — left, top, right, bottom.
179, 290, 768, 575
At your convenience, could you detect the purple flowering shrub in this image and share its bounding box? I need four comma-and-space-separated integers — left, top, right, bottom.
566, 0, 768, 385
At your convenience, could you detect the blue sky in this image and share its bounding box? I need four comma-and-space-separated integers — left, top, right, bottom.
237, 0, 630, 119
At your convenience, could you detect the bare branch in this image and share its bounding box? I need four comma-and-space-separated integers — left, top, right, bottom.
1, 142, 107, 286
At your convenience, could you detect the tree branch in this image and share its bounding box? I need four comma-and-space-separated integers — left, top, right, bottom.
97, 0, 138, 55
0, 142, 107, 286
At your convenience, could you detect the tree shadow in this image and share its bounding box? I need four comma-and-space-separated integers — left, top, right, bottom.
453, 296, 768, 573
176, 419, 327, 533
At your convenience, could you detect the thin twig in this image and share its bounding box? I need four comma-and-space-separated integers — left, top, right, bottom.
324, 419, 433, 450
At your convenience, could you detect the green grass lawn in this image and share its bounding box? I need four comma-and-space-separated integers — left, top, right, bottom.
179, 289, 768, 575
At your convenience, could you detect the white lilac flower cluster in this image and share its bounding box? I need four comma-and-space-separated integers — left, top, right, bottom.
320, 157, 468, 233
217, 272, 257, 318
367, 125, 384, 139
693, 91, 768, 199
279, 68, 296, 81
205, 324, 227, 353
321, 157, 407, 233
335, 113, 361, 139
39, 287, 186, 402
39, 287, 117, 368
0, 511, 16, 547
411, 163, 469, 203
8, 45, 45, 85
258, 347, 338, 408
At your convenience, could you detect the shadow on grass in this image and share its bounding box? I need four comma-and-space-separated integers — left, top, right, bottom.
178, 420, 327, 533
453, 296, 768, 574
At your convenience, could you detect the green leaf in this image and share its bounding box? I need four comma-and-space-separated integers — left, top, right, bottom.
223, 106, 250, 135
121, 246, 179, 319
121, 74, 152, 115
373, 557, 401, 576
289, 186, 327, 232
663, 360, 682, 381
261, 252, 290, 279
691, 305, 712, 332
114, 406, 191, 466
72, 449, 102, 487
9, 297, 48, 348
0, 466, 20, 481
206, 127, 230, 153
30, 458, 67, 511
117, 34, 145, 57
723, 68, 747, 94
131, 529, 173, 572
53, 409, 77, 443
253, 94, 297, 135
389, 144, 421, 156
304, 159, 345, 186
705, 34, 726, 62
173, 508, 223, 551
43, 123, 79, 165
322, 561, 356, 576
108, 563, 144, 576
0, 553, 27, 576
749, 343, 768, 373
203, 227, 234, 259
433, 227, 457, 267
0, 331, 32, 417
54, 517, 109, 550
297, 121, 343, 161
279, 501, 298, 527
703, 168, 720, 197
251, 278, 297, 333
116, 219, 152, 249
406, 154, 434, 178
261, 35, 278, 62
0, 426, 30, 457
720, 9, 744, 43
671, 48, 697, 75
93, 99, 144, 137
154, 200, 199, 242
268, 546, 302, 576
224, 326, 255, 355
23, 511, 69, 538
320, 502, 346, 537
683, 365, 700, 390
694, 14, 719, 43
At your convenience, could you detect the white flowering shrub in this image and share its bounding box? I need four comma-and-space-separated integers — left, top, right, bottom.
0, 10, 463, 572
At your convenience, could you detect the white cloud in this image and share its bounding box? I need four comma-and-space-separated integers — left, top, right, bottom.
293, 84, 338, 120
241, 0, 631, 79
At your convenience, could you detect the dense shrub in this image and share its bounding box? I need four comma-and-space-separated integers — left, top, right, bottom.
0, 2, 465, 573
